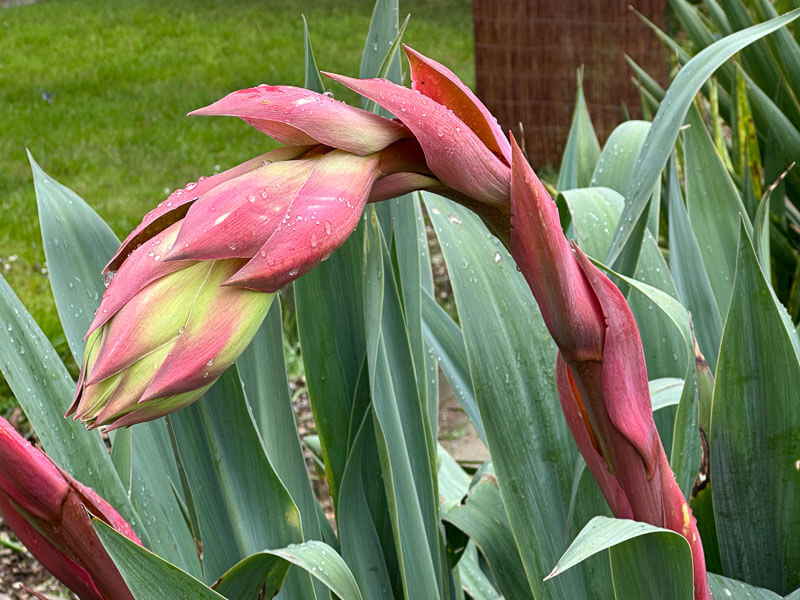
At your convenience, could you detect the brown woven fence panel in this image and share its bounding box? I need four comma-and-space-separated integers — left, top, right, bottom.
474, 0, 668, 167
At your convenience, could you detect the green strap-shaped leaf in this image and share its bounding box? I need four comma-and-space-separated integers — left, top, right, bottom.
302, 15, 325, 94
443, 472, 530, 600
557, 68, 600, 192
719, 0, 800, 126
708, 572, 782, 599
669, 0, 717, 49
169, 364, 311, 597
359, 0, 401, 82
547, 516, 694, 600
94, 520, 226, 600
456, 544, 502, 600
426, 193, 602, 598
338, 410, 395, 600
743, 68, 800, 193
421, 289, 484, 443
295, 14, 369, 507
607, 8, 800, 275
436, 449, 500, 600
711, 223, 800, 593
237, 298, 331, 599
376, 194, 439, 451
649, 378, 684, 413
755, 0, 800, 103
683, 103, 750, 321
590, 121, 651, 198
667, 154, 723, 372
703, 0, 732, 33
217, 541, 364, 600
30, 152, 200, 575
29, 150, 118, 362
363, 212, 442, 599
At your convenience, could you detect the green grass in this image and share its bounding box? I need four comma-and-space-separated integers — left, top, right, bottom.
0, 0, 474, 412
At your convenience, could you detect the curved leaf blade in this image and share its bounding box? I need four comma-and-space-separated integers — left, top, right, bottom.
711, 223, 800, 593
94, 520, 226, 600
547, 516, 693, 600
607, 8, 800, 273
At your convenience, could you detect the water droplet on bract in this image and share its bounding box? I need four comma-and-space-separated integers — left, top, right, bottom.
447, 214, 462, 225
372, 42, 378, 52
260, 250, 267, 258
324, 221, 332, 234
323, 90, 334, 98
430, 207, 440, 215
248, 195, 256, 203
103, 272, 115, 288
437, 127, 444, 137
494, 251, 502, 263
228, 243, 238, 251
186, 182, 197, 191
203, 372, 209, 378
178, 326, 185, 334
261, 190, 268, 199
288, 268, 299, 277
310, 234, 318, 247
206, 358, 214, 367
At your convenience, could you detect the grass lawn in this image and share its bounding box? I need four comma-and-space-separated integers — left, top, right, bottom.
0, 0, 474, 411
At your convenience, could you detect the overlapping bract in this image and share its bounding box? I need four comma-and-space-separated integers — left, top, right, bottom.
0, 418, 139, 600
508, 137, 710, 599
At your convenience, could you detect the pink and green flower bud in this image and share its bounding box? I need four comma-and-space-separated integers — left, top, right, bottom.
0, 417, 139, 600
70, 246, 272, 429
75, 132, 430, 428
509, 136, 710, 599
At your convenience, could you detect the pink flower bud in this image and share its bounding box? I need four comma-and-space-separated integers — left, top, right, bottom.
0, 418, 139, 599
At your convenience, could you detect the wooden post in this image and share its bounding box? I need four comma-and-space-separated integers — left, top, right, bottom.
473, 0, 668, 167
